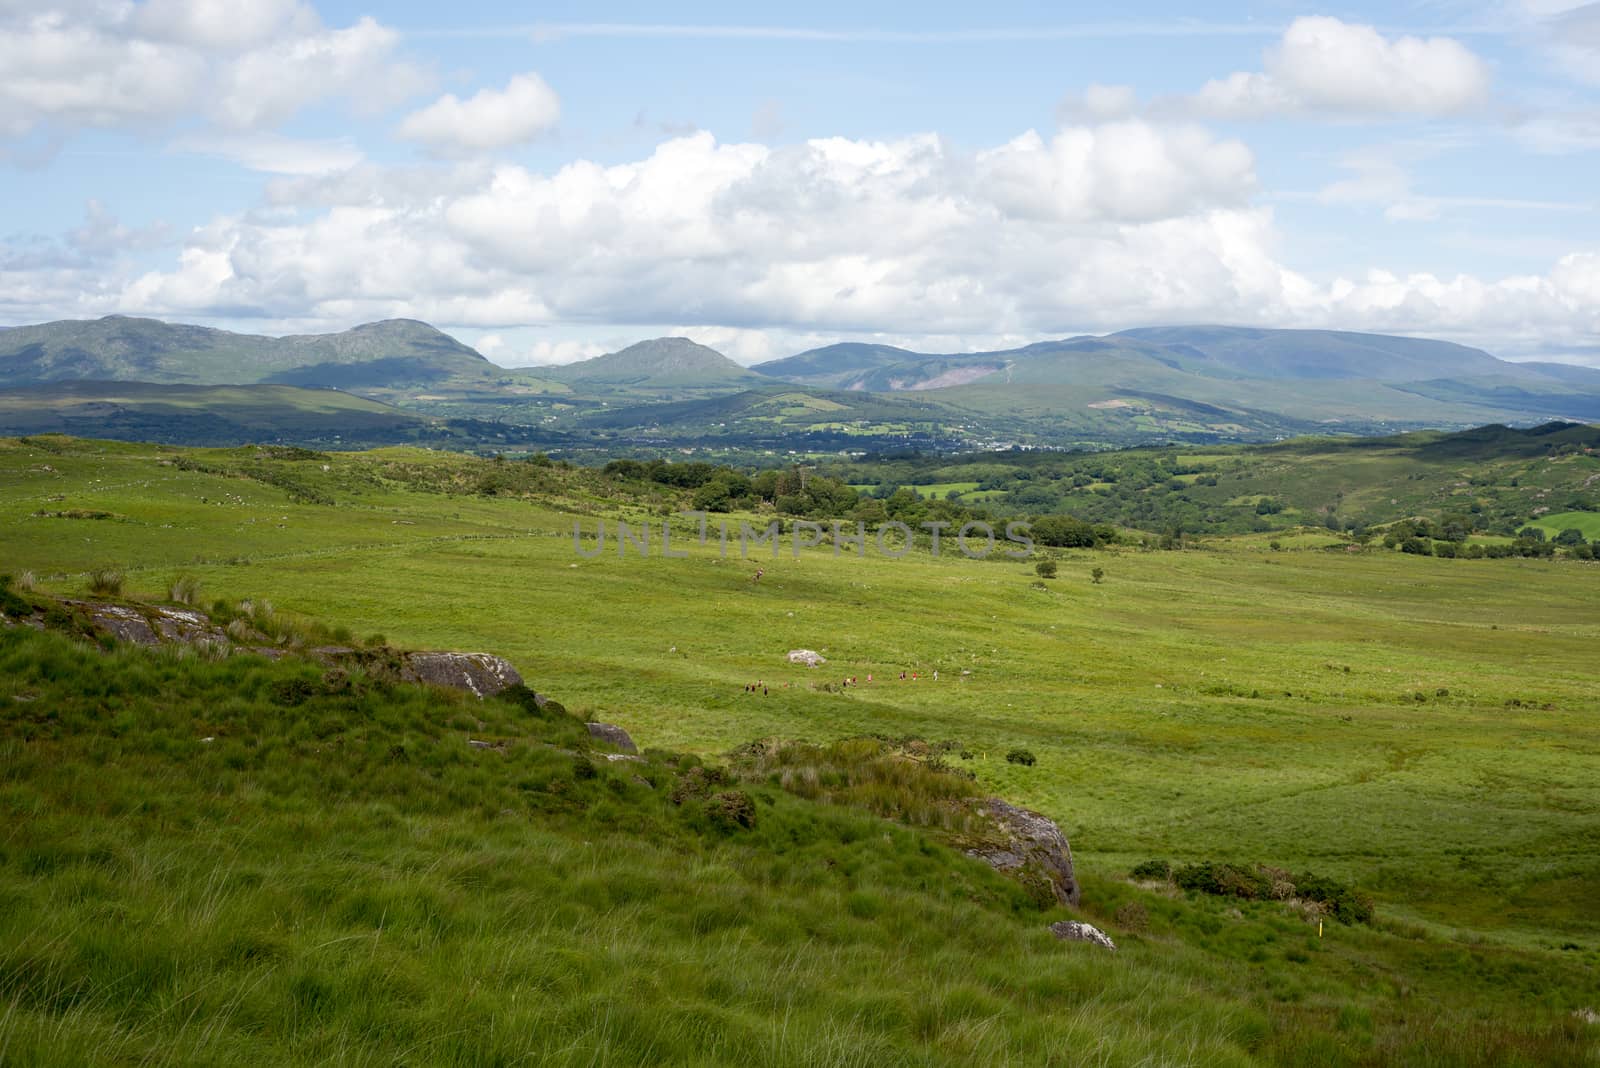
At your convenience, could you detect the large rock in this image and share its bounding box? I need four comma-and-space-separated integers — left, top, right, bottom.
787, 649, 825, 667
67, 601, 229, 649
585, 722, 638, 753
399, 652, 523, 698
964, 798, 1080, 907
81, 604, 160, 645
1049, 920, 1116, 951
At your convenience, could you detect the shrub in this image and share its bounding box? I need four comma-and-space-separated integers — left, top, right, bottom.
1114, 901, 1150, 932
1034, 559, 1057, 579
1174, 861, 1272, 901
87, 566, 124, 596
1005, 748, 1036, 767
1292, 872, 1374, 924
704, 790, 757, 832
670, 765, 732, 806
1090, 566, 1105, 584
1129, 859, 1173, 882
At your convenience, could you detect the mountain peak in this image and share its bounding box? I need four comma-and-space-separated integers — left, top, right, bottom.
549, 336, 754, 385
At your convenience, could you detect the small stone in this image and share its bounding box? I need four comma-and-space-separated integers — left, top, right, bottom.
585, 722, 637, 753
1049, 920, 1117, 951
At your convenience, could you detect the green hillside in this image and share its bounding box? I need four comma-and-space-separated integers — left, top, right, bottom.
827, 422, 1600, 537
0, 382, 429, 446
2, 434, 1599, 1063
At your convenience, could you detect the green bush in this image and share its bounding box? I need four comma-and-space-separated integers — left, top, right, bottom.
1174, 861, 1273, 900
1034, 559, 1057, 579
1292, 872, 1375, 924
1004, 748, 1036, 766
1129, 859, 1173, 882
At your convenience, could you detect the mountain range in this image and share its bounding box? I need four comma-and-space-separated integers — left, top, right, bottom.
3, 314, 1600, 450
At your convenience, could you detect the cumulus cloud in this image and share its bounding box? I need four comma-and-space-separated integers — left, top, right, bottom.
54, 124, 1587, 360
1187, 16, 1490, 118
0, 116, 1585, 357
0, 2, 424, 143
398, 73, 561, 156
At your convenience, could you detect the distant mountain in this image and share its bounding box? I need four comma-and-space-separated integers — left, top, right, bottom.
755, 326, 1528, 391
1514, 361, 1600, 386
1108, 326, 1513, 382
0, 316, 497, 388
544, 337, 758, 389
751, 342, 924, 387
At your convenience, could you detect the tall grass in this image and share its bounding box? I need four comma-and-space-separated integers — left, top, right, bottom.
85, 566, 123, 596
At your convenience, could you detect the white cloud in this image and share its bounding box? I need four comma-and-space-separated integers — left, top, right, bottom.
1188, 16, 1490, 118
398, 72, 560, 156
1056, 84, 1139, 123
0, 3, 424, 142
133, 0, 318, 50
211, 17, 425, 130
169, 132, 364, 175
1544, 2, 1600, 87
0, 122, 1582, 360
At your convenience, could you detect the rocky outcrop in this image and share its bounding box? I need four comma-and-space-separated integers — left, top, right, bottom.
399, 652, 523, 698
1049, 920, 1116, 951
586, 722, 638, 753
65, 601, 229, 649
787, 649, 825, 667
964, 798, 1080, 907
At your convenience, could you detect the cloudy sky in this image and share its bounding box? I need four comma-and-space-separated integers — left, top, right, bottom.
2, 0, 1597, 366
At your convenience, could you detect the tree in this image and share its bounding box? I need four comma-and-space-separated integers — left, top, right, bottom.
1517, 526, 1546, 542
1090, 566, 1105, 584
1032, 514, 1097, 547
1035, 559, 1057, 579
1553, 528, 1587, 546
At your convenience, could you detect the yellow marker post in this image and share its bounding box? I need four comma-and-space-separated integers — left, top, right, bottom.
1318, 919, 1324, 938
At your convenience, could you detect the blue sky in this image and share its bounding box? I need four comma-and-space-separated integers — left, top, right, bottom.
2, 0, 1597, 365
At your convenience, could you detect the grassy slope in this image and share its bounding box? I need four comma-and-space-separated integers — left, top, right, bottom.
3, 436, 1599, 1064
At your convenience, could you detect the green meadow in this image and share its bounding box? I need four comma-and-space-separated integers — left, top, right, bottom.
3, 435, 1599, 1065
1530, 510, 1600, 540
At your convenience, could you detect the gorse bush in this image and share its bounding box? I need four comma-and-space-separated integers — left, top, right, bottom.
1129, 859, 1174, 881
1147, 859, 1376, 925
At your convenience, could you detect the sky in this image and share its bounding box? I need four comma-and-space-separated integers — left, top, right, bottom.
1, 0, 1597, 367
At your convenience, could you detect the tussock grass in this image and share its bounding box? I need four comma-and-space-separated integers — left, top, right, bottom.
85, 566, 123, 596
